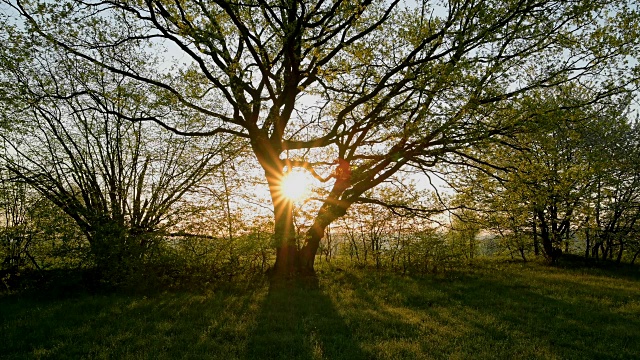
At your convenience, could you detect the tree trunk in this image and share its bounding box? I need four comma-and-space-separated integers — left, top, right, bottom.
258, 140, 352, 275
533, 212, 540, 256
537, 210, 562, 262
298, 201, 349, 274
616, 242, 624, 264
585, 228, 591, 258
519, 247, 527, 262
537, 210, 554, 256
602, 238, 611, 260
564, 224, 570, 254
298, 225, 323, 273
631, 249, 640, 265
272, 199, 298, 275
254, 147, 302, 276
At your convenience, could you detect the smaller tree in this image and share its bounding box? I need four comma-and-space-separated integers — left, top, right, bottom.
587, 118, 640, 262
0, 168, 84, 290
0, 170, 36, 276
0, 33, 238, 279
448, 209, 482, 261
453, 85, 633, 262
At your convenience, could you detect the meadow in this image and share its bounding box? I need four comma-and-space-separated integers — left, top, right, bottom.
1, 260, 639, 360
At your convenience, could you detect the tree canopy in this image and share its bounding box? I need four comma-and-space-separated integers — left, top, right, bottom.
1, 0, 638, 274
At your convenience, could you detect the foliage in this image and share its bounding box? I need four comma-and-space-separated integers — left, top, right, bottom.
3, 0, 637, 273
319, 200, 466, 273
0, 22, 241, 280
453, 85, 638, 262
1, 170, 87, 290
447, 209, 481, 260
585, 120, 640, 263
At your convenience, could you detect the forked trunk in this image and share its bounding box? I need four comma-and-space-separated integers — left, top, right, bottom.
537, 210, 561, 262
273, 212, 327, 276
260, 143, 352, 275
272, 197, 349, 275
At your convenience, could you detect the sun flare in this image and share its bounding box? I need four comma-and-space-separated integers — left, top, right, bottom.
280, 170, 312, 202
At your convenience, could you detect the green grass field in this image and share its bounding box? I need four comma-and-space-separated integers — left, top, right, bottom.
1, 261, 639, 359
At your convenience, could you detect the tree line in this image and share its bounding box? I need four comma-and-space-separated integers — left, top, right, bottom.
0, 0, 639, 285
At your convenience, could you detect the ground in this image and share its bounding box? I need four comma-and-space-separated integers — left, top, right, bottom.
1, 260, 639, 359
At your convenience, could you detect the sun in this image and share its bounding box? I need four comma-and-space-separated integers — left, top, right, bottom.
280, 169, 312, 202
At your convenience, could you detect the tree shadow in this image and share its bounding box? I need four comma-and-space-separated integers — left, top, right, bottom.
406, 269, 640, 359
319, 268, 640, 359
247, 275, 367, 360
0, 283, 267, 359
3, 266, 637, 359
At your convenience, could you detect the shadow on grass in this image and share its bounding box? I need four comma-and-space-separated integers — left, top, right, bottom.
247, 275, 366, 360
0, 280, 267, 360
553, 258, 640, 282
2, 264, 638, 359
437, 274, 640, 359
326, 266, 640, 359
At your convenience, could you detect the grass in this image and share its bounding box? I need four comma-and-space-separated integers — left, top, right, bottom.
1, 260, 639, 359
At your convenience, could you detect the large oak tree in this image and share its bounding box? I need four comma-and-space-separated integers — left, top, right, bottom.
3, 0, 638, 274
